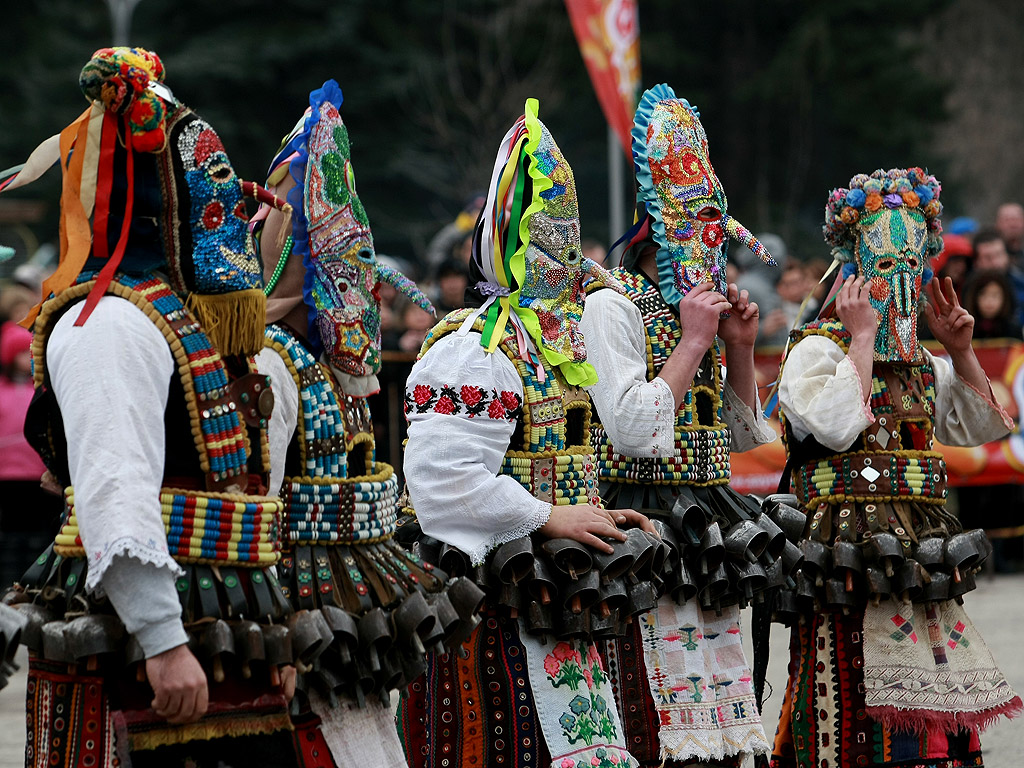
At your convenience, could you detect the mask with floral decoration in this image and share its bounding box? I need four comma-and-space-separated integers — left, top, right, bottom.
631, 84, 773, 307
824, 167, 943, 363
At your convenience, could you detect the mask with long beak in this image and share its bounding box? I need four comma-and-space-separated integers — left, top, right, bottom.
273, 80, 434, 376
632, 84, 773, 306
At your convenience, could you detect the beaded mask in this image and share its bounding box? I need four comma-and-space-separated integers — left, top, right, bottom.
631, 84, 773, 307
264, 81, 433, 375
824, 168, 943, 363
6, 47, 274, 357
162, 109, 263, 299
472, 98, 622, 387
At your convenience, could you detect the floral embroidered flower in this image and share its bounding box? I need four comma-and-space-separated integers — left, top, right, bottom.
500, 390, 522, 412
544, 655, 562, 678
413, 384, 434, 406
487, 400, 507, 420
461, 385, 484, 407
434, 396, 456, 414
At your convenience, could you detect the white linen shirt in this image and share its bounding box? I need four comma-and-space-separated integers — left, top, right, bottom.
403, 332, 551, 566
48, 296, 188, 657
580, 288, 776, 458
779, 334, 1013, 451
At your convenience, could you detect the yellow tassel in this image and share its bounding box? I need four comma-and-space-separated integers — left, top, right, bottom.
186, 289, 267, 357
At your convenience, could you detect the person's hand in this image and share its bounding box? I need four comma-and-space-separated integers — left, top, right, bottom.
540, 504, 630, 552
39, 470, 63, 497
678, 282, 732, 351
925, 276, 974, 355
280, 665, 297, 701
717, 283, 760, 348
615, 509, 659, 537
146, 643, 209, 724
834, 276, 878, 343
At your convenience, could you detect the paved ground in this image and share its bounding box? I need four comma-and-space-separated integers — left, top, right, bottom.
1, 574, 1022, 767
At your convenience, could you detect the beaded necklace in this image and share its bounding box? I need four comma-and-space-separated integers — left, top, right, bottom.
263, 235, 294, 296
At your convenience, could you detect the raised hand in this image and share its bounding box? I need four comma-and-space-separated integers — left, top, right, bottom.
678, 282, 732, 351
717, 282, 760, 349
925, 276, 974, 354
835, 276, 878, 343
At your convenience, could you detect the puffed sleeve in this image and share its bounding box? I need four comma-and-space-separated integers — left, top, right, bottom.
48, 296, 188, 657
580, 289, 677, 457
403, 332, 552, 565
925, 348, 1013, 446
778, 334, 875, 451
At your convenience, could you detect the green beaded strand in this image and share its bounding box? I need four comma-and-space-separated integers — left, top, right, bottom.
264, 235, 294, 296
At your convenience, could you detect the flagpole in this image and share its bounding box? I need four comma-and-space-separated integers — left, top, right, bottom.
608, 125, 626, 266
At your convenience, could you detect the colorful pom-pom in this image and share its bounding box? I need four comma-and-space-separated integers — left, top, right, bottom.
846, 189, 866, 208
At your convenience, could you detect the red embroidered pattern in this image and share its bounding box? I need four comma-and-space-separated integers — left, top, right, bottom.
405, 383, 523, 422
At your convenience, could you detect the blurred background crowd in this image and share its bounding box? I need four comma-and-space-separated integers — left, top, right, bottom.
1, 0, 1024, 586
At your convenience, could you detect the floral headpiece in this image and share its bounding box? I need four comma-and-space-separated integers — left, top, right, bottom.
824, 167, 943, 266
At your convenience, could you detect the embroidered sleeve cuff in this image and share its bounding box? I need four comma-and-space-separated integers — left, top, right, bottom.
957, 374, 1015, 432
648, 377, 678, 457
470, 499, 552, 567
722, 380, 777, 449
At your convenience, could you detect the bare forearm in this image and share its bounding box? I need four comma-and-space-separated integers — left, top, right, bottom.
722, 342, 758, 412
846, 335, 875, 404
660, 337, 711, 406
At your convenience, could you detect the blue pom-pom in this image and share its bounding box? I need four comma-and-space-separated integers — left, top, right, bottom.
914, 185, 933, 205
922, 267, 934, 287
841, 262, 857, 280
845, 189, 866, 208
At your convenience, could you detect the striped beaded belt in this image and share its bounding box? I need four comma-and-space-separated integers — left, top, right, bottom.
55, 487, 284, 566
280, 463, 399, 544
593, 425, 731, 486
500, 451, 600, 506
798, 452, 947, 505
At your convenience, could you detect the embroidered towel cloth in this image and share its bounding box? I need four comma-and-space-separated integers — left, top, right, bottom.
863, 598, 1021, 733
640, 598, 769, 761
520, 628, 639, 768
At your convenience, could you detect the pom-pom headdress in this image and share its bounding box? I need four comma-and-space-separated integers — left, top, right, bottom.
467, 98, 622, 388
822, 167, 942, 362
2, 47, 282, 356
630, 84, 773, 307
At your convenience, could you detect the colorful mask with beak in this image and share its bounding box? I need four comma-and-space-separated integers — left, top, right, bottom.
270, 81, 433, 376
472, 98, 623, 387
824, 168, 943, 363
632, 84, 773, 307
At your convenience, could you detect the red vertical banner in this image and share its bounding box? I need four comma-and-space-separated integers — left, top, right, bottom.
565, 0, 640, 157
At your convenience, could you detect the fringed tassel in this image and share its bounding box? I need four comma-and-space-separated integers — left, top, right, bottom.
867, 694, 1024, 736
186, 288, 267, 357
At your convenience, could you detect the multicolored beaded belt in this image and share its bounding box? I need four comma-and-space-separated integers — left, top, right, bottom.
594, 425, 731, 486
55, 487, 283, 566
280, 463, 400, 544
798, 451, 947, 505
500, 451, 600, 506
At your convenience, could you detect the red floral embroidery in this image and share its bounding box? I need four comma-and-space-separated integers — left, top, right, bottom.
487, 400, 507, 420
413, 384, 434, 406
404, 382, 520, 422
461, 385, 483, 407
500, 391, 521, 411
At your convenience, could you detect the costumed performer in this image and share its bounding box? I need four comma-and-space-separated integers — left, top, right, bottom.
3, 47, 301, 767
769, 167, 1021, 767
397, 98, 659, 768
581, 83, 784, 767
252, 80, 477, 767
